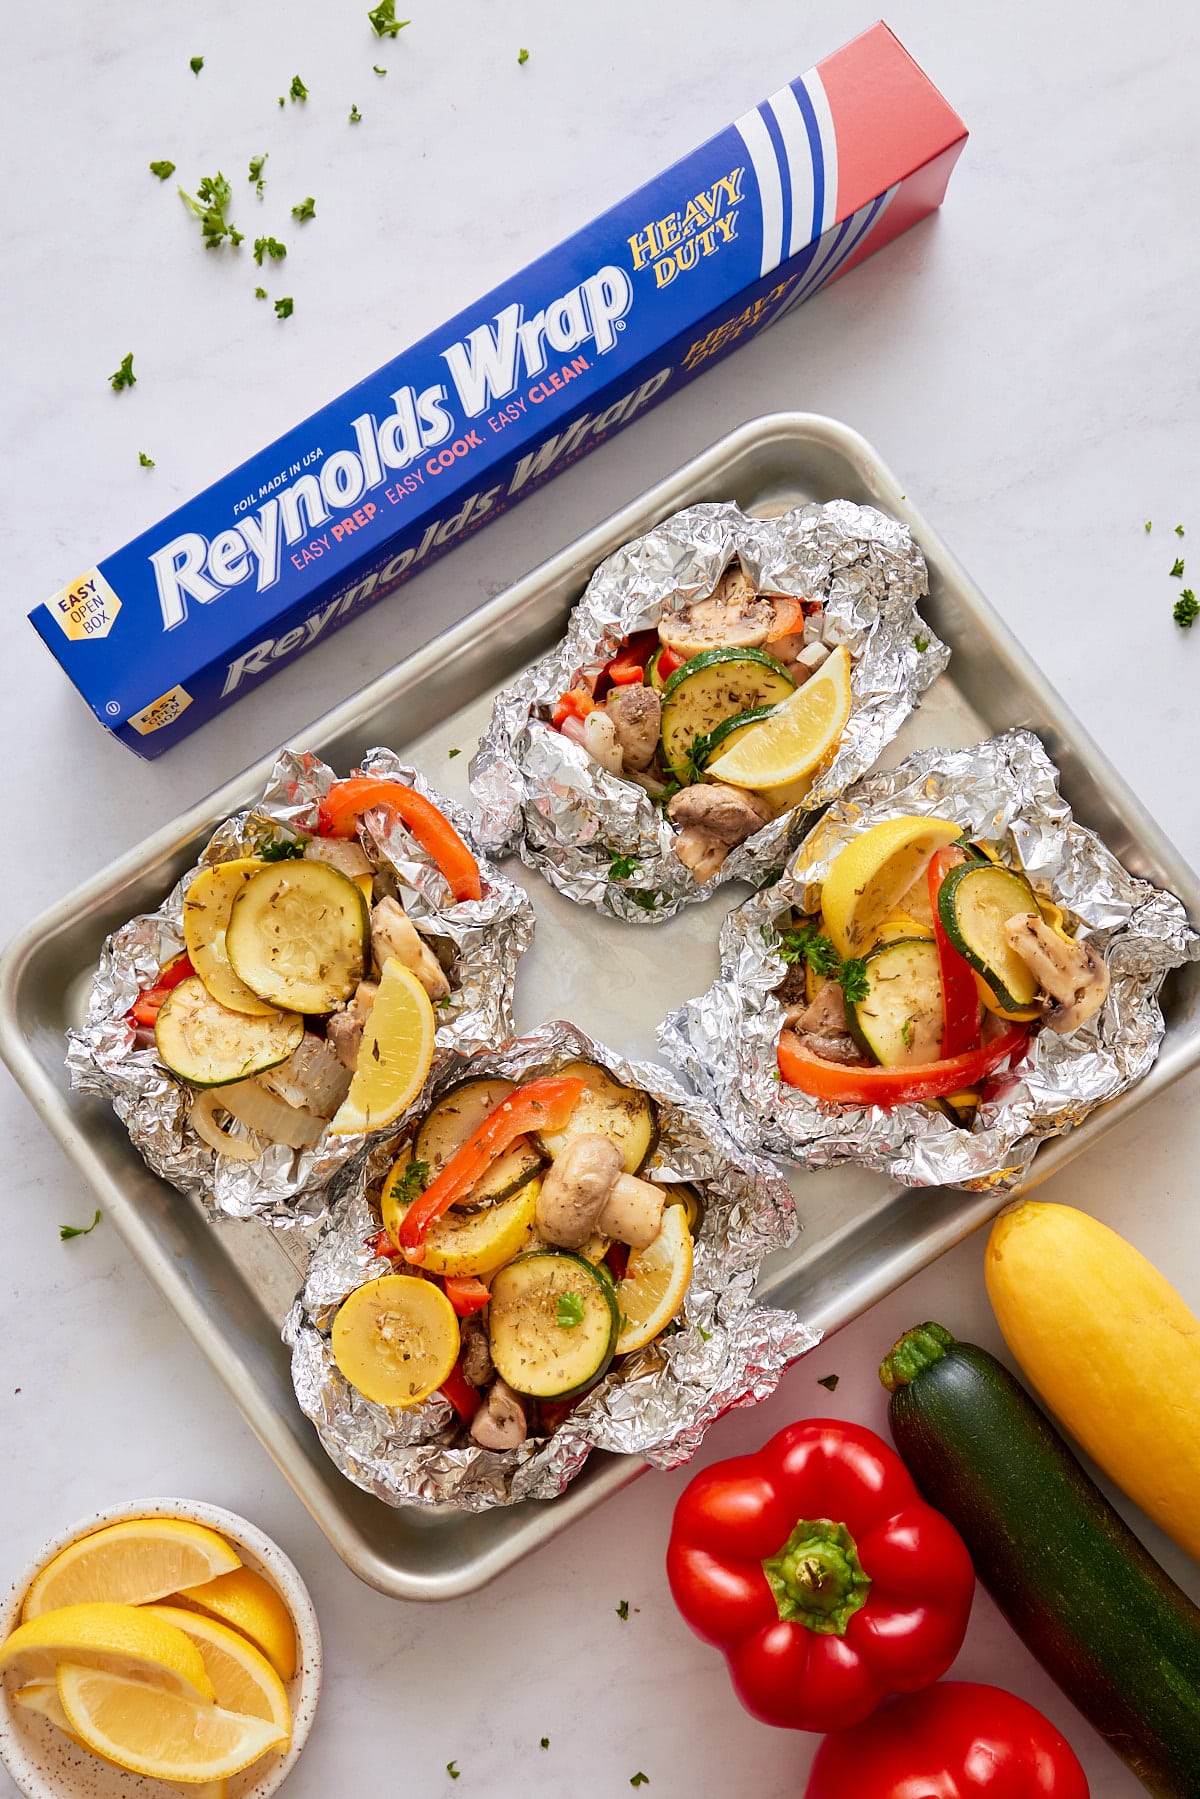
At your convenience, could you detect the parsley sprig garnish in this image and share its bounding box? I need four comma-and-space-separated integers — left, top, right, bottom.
149, 160, 175, 181
274, 296, 294, 319
368, 1, 409, 37
556, 1292, 585, 1329
179, 173, 243, 249
109, 353, 136, 392
248, 153, 268, 198
259, 833, 308, 861
390, 1159, 429, 1207
1174, 590, 1198, 629
289, 74, 308, 101
291, 195, 316, 222
607, 850, 642, 882
1170, 557, 1185, 580
61, 1210, 101, 1241
253, 236, 286, 266
776, 920, 868, 1004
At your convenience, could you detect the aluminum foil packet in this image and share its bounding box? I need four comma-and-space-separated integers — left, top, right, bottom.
284, 1020, 817, 1509
470, 500, 947, 923
659, 731, 1199, 1190
66, 748, 535, 1226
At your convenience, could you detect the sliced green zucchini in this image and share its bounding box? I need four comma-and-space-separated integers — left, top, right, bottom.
415, 1077, 545, 1209
848, 938, 945, 1066
687, 704, 782, 774
659, 646, 795, 779
532, 1059, 658, 1174
488, 1250, 618, 1398
155, 975, 303, 1088
937, 862, 1041, 1011
226, 860, 369, 1014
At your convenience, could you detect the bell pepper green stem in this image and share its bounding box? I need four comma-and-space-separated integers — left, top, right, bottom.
762, 1518, 871, 1635
879, 1321, 957, 1393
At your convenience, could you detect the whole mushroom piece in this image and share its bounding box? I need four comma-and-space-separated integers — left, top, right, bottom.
667, 784, 773, 882
535, 1133, 666, 1251
1004, 913, 1111, 1033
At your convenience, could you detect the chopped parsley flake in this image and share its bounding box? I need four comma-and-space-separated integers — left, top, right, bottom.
540, 1737, 550, 1750
391, 1159, 429, 1207
255, 285, 267, 299
1174, 590, 1198, 629
248, 152, 268, 197
556, 1292, 585, 1329
289, 74, 308, 101
349, 103, 362, 123
631, 1777, 649, 1789
616, 1599, 629, 1620
138, 451, 155, 468
448, 747, 461, 759
109, 353, 136, 392
817, 1372, 840, 1391
179, 173, 243, 249
900, 1016, 915, 1050
778, 919, 868, 1004
253, 235, 286, 265
259, 833, 308, 861
277, 95, 285, 107
628, 888, 666, 912
60, 1210, 101, 1241
1144, 520, 1153, 533
697, 1325, 712, 1342
840, 956, 869, 1006
274, 296, 294, 319
518, 46, 530, 64
607, 850, 642, 882
446, 1763, 460, 1781
1170, 557, 1185, 579
1176, 524, 1186, 537
368, 1, 409, 37
373, 64, 387, 74
189, 55, 204, 75
913, 634, 930, 652
149, 159, 175, 180
292, 195, 316, 222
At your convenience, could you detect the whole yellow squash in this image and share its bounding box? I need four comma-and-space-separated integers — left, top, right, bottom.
985, 1199, 1200, 1563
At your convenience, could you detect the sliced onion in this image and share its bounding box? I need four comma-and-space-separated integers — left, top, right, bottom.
219, 1079, 326, 1150
189, 1092, 260, 1162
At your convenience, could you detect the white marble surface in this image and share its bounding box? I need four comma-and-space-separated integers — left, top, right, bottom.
2, 2, 1199, 1794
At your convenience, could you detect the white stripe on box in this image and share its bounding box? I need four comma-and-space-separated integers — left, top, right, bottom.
767, 84, 817, 260
735, 105, 785, 278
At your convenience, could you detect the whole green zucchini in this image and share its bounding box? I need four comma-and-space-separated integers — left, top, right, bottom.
881, 1322, 1200, 1799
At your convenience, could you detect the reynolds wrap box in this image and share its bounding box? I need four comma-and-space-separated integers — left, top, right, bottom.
33, 22, 966, 757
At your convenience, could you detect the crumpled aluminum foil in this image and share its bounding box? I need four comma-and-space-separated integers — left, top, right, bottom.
470, 500, 947, 922
284, 1020, 817, 1508
659, 731, 1199, 1191
66, 748, 535, 1227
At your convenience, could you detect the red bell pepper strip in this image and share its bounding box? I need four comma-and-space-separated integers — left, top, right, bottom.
604, 629, 660, 687
128, 952, 195, 1026
666, 1418, 974, 1733
654, 644, 685, 682
804, 1681, 1091, 1798
439, 1361, 482, 1424
604, 1241, 630, 1285
551, 688, 597, 729
397, 1075, 586, 1263
316, 778, 481, 904
442, 1274, 491, 1317
928, 847, 982, 1060
779, 1022, 1030, 1108
370, 1229, 401, 1261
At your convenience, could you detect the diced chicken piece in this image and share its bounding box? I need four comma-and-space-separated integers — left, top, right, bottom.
668, 784, 773, 882
259, 1033, 354, 1118
604, 684, 661, 773
370, 897, 451, 1001
325, 980, 379, 1070
304, 836, 374, 881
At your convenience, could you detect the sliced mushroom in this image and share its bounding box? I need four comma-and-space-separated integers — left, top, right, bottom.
469, 1378, 527, 1450
667, 784, 773, 882
658, 564, 775, 658
1004, 913, 1111, 1034
604, 684, 661, 773
785, 980, 848, 1035
370, 896, 451, 1001
582, 708, 626, 776
325, 979, 379, 1070
536, 1132, 665, 1251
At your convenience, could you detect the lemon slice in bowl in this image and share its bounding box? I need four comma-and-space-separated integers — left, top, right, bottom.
145, 1605, 290, 1739
819, 814, 963, 957
21, 1517, 241, 1619
171, 1567, 298, 1685
704, 645, 852, 791
328, 957, 436, 1135
614, 1203, 694, 1356
0, 1603, 213, 1701
56, 1662, 287, 1782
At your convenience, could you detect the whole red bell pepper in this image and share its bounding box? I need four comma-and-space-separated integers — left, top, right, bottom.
804, 1681, 1090, 1798
666, 1419, 974, 1733
927, 847, 981, 1060
316, 777, 481, 904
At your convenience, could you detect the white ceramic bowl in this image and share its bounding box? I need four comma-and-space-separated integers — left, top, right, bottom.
0, 1498, 322, 1799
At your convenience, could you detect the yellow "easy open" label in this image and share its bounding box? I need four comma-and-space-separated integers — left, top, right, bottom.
127, 685, 193, 735
45, 568, 122, 641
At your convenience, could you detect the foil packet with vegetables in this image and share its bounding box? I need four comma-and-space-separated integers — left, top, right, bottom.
470, 500, 947, 922
660, 731, 1199, 1190
66, 748, 535, 1226
284, 1020, 816, 1509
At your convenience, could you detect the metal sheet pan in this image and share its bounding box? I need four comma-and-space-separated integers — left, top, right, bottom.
3, 413, 1198, 1600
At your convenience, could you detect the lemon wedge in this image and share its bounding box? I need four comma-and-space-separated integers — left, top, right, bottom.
14, 1680, 230, 1795
22, 1518, 241, 1620
145, 1606, 291, 1739
56, 1662, 287, 1783
819, 815, 962, 957
704, 645, 853, 791
171, 1567, 298, 1685
328, 957, 436, 1135
0, 1603, 213, 1702
614, 1203, 694, 1355
330, 1273, 461, 1410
